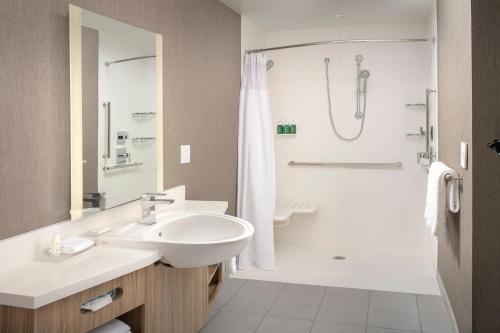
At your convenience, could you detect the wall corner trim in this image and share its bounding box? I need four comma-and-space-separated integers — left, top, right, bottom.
437, 271, 460, 333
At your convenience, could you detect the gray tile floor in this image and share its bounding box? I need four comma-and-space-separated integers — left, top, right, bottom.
200, 279, 452, 333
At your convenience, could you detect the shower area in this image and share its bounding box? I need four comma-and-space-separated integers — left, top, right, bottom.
235, 15, 439, 295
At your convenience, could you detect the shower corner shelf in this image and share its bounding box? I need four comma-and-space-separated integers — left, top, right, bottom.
405, 103, 426, 109
132, 112, 156, 119
274, 201, 319, 228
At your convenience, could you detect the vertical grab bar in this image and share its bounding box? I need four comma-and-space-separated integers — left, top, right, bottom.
103, 102, 111, 159
425, 89, 431, 158
418, 89, 436, 163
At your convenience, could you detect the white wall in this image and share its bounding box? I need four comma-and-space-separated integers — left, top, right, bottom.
98, 32, 157, 208
265, 22, 436, 253
241, 16, 266, 55
427, 0, 439, 269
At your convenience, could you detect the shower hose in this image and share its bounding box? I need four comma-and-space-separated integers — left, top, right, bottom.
325, 59, 367, 141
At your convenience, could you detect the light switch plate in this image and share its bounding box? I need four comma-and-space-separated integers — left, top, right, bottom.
180, 145, 190, 164
460, 142, 468, 169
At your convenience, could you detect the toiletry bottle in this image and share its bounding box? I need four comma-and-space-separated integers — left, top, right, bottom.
277, 122, 284, 134
284, 123, 291, 134
290, 121, 297, 134
50, 234, 61, 256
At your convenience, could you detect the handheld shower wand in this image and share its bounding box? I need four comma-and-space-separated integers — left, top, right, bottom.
324, 55, 371, 141
355, 56, 370, 119
359, 69, 370, 94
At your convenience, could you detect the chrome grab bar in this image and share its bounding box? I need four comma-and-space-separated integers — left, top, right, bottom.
418, 89, 436, 163
103, 162, 143, 171
102, 102, 111, 159
289, 161, 403, 168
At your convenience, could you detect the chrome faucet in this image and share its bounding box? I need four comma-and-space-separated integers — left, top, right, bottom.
140, 193, 175, 225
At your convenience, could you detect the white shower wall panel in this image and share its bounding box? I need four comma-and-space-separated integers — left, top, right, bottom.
266, 22, 436, 252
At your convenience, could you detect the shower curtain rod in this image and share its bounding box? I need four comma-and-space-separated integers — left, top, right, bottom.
246, 38, 433, 54
105, 55, 156, 67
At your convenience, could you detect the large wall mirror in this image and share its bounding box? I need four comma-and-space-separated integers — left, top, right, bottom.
70, 5, 163, 219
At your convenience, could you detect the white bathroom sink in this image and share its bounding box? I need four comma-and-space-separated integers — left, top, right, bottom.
103, 213, 253, 268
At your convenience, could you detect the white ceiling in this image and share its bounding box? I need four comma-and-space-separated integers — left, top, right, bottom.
219, 0, 434, 31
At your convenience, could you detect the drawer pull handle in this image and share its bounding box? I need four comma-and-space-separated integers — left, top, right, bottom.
80, 287, 123, 313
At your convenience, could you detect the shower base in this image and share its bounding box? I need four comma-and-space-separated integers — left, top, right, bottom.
231, 244, 439, 295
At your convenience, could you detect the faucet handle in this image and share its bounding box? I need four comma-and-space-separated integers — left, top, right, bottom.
145, 192, 166, 196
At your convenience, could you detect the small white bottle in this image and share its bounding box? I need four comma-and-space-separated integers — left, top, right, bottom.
49, 234, 62, 256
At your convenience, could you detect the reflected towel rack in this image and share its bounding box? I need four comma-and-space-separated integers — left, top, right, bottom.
103, 162, 143, 171
289, 161, 403, 168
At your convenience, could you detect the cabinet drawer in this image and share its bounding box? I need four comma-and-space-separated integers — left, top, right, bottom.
34, 266, 152, 333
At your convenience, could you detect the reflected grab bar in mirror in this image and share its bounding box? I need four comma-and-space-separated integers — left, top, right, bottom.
103, 162, 143, 172
289, 161, 403, 168
102, 102, 111, 159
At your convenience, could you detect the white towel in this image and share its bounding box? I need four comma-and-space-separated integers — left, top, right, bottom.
88, 319, 130, 333
80, 292, 113, 312
424, 162, 459, 240
60, 237, 95, 254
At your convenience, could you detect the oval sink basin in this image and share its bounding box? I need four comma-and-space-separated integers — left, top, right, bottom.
104, 213, 254, 268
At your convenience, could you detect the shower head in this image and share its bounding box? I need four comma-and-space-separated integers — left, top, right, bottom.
266, 60, 274, 71
359, 69, 370, 94
324, 57, 330, 64
359, 69, 370, 79
355, 55, 364, 63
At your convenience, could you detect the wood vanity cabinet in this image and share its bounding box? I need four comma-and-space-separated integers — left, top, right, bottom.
0, 265, 155, 333
0, 262, 223, 333
153, 262, 223, 333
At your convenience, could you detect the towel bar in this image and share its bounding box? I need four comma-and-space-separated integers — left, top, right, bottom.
445, 174, 461, 213
445, 174, 462, 182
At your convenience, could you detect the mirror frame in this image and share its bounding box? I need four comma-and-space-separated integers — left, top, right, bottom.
69, 5, 163, 219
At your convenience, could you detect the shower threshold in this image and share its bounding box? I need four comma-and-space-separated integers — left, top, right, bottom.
231, 244, 439, 295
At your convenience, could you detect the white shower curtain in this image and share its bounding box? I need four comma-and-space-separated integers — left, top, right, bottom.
237, 53, 276, 271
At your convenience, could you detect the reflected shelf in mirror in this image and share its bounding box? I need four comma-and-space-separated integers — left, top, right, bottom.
132, 137, 156, 143
132, 112, 156, 119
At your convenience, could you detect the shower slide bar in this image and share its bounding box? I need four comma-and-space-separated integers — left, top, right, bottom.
289, 161, 403, 168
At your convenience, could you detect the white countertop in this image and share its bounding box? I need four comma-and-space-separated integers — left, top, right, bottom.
0, 196, 228, 309
0, 246, 160, 309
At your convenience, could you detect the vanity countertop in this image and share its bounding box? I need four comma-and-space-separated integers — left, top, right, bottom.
0, 198, 229, 309
0, 246, 160, 309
